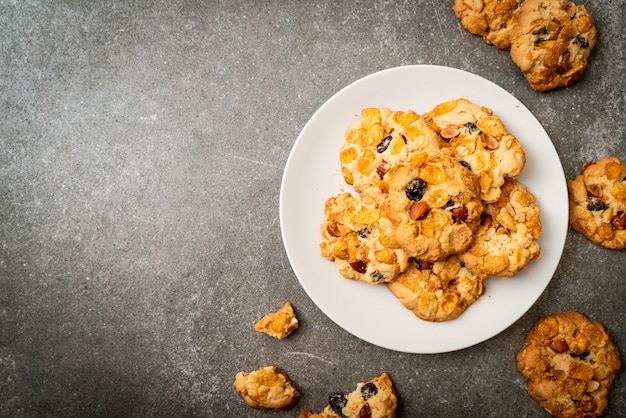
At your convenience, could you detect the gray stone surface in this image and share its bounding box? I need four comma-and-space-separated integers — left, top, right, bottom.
1, 1, 624, 417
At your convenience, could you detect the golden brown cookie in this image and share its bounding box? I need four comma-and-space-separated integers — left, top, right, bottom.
386, 256, 485, 322
509, 0, 597, 91
299, 373, 397, 418
254, 302, 299, 339
568, 156, 626, 250
381, 151, 483, 262
233, 366, 300, 410
320, 192, 410, 284
453, 0, 521, 50
517, 311, 621, 418
340, 107, 445, 196
459, 177, 542, 277
422, 98, 526, 203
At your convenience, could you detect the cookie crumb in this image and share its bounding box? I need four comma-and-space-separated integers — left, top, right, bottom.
254, 302, 299, 339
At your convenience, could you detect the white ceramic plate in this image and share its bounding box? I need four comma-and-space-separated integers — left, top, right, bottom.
279, 65, 568, 354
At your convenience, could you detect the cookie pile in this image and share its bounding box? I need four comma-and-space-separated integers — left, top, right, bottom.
453, 0, 598, 91
320, 99, 542, 322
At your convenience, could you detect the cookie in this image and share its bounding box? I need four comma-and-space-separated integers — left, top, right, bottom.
320, 192, 410, 284
233, 366, 300, 410
254, 302, 299, 339
517, 311, 621, 418
299, 373, 397, 418
459, 177, 542, 277
386, 255, 485, 322
453, 0, 521, 50
381, 151, 483, 262
423, 98, 526, 203
567, 156, 626, 250
509, 0, 597, 91
340, 107, 444, 196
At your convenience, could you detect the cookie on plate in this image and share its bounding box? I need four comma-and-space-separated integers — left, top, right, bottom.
234, 366, 300, 410
422, 98, 526, 203
459, 177, 542, 277
453, 0, 521, 50
517, 311, 621, 418
567, 156, 626, 250
381, 151, 483, 262
387, 255, 486, 322
299, 373, 397, 418
340, 107, 445, 196
509, 0, 597, 91
320, 192, 410, 284
254, 302, 299, 339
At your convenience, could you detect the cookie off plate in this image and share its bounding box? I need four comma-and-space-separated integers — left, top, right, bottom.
279, 65, 568, 354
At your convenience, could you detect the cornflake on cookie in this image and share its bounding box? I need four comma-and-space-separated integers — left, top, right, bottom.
320, 192, 410, 284
567, 156, 626, 250
517, 311, 621, 418
453, 0, 521, 50
381, 151, 483, 262
340, 107, 444, 196
509, 0, 597, 91
422, 98, 526, 203
387, 255, 486, 322
459, 177, 542, 277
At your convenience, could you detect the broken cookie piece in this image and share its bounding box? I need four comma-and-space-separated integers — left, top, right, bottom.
254, 302, 299, 339
233, 366, 300, 410
299, 372, 396, 418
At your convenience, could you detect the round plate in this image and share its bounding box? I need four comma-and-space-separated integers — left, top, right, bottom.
279, 65, 568, 354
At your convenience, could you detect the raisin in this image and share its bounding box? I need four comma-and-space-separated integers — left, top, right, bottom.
459, 160, 472, 170
329, 393, 348, 417
416, 259, 433, 270
480, 213, 493, 227
376, 135, 392, 153
533, 28, 549, 45
460, 261, 465, 268
349, 260, 367, 273
441, 199, 454, 209
571, 350, 590, 360
405, 177, 427, 201
370, 271, 385, 282
376, 161, 389, 179
465, 122, 478, 134
356, 227, 370, 239
359, 403, 372, 418
361, 382, 378, 400
573, 35, 589, 48
451, 206, 468, 223
587, 201, 607, 211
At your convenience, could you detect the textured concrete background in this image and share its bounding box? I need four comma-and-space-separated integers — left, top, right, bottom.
1, 1, 624, 417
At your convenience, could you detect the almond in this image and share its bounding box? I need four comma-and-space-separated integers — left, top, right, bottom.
482, 134, 499, 150
440, 126, 460, 140
549, 339, 569, 353
586, 380, 600, 393
409, 201, 430, 221
611, 211, 626, 230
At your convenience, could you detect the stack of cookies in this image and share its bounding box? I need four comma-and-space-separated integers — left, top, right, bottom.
319, 99, 542, 322
453, 0, 597, 91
